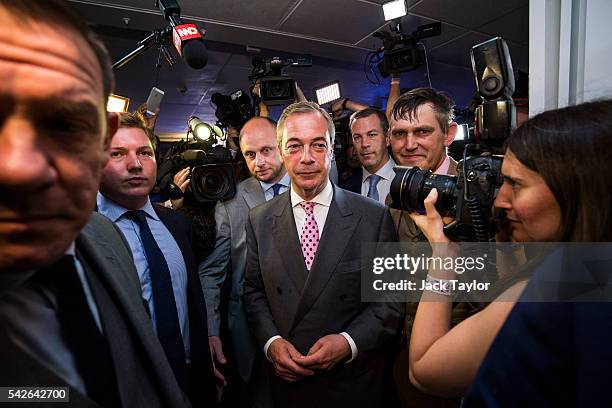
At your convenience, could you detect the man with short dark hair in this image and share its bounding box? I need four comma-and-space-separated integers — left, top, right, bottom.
97, 110, 216, 407
244, 101, 402, 408
346, 108, 395, 203
387, 88, 459, 242
0, 1, 192, 406
199, 116, 288, 407
389, 87, 458, 174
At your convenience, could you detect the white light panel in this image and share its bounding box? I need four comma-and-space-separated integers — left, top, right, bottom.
314, 81, 341, 105
382, 0, 407, 21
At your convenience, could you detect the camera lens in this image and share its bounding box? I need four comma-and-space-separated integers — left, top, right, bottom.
191, 164, 235, 203
267, 82, 290, 98
389, 166, 457, 215
198, 169, 227, 196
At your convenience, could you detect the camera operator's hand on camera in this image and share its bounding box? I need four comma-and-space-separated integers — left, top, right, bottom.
170, 167, 190, 210
252, 80, 270, 117
252, 80, 261, 98
409, 188, 451, 243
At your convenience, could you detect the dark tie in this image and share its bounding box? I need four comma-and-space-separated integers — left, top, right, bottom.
124, 210, 187, 391
367, 174, 381, 201
37, 256, 120, 407
271, 183, 283, 197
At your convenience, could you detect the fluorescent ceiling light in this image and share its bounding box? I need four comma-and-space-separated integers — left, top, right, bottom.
107, 94, 130, 112
382, 0, 407, 21
313, 81, 341, 105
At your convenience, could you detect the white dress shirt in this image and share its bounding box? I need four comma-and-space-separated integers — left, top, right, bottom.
263, 180, 358, 363
361, 156, 396, 204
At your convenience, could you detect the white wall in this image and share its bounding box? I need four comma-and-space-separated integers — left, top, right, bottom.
529, 0, 612, 116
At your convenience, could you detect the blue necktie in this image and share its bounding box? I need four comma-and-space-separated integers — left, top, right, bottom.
124, 210, 187, 391
271, 184, 283, 197
367, 174, 381, 201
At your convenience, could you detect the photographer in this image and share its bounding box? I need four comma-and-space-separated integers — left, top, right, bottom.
462, 99, 612, 406
406, 99, 612, 398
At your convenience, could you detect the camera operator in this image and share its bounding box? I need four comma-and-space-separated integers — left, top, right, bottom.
199, 116, 289, 408
342, 108, 395, 204
407, 99, 612, 398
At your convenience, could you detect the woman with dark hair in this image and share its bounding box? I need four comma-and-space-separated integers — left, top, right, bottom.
405, 99, 612, 398
462, 99, 612, 407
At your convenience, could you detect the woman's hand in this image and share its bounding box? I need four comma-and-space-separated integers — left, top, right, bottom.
408, 188, 450, 243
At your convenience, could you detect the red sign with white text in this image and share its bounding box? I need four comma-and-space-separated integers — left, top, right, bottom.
172, 24, 201, 55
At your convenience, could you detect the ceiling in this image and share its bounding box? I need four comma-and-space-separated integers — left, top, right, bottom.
69, 0, 529, 136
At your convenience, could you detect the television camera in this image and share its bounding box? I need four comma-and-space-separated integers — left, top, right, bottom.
210, 89, 255, 130
156, 116, 236, 204
374, 21, 441, 77
249, 55, 312, 105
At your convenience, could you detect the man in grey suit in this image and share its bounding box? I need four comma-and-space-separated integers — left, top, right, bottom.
243, 102, 403, 408
0, 1, 190, 406
200, 116, 289, 407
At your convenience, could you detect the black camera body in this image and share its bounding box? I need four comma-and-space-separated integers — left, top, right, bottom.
374, 22, 440, 78
390, 149, 503, 241
249, 55, 311, 105
389, 37, 516, 242
157, 141, 236, 204
211, 89, 254, 130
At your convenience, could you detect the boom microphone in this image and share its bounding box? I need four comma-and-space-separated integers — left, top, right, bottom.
172, 24, 207, 69
156, 0, 208, 69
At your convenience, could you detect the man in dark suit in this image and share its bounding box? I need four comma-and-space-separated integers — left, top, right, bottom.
97, 111, 216, 407
200, 116, 289, 407
0, 1, 191, 406
347, 108, 396, 204
243, 101, 403, 408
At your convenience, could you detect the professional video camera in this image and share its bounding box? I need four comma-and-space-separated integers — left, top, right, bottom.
374, 21, 441, 78
156, 117, 236, 204
249, 55, 312, 105
210, 89, 255, 130
389, 37, 516, 242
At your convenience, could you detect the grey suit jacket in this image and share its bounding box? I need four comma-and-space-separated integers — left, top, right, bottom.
0, 213, 192, 408
199, 176, 265, 381
243, 184, 403, 407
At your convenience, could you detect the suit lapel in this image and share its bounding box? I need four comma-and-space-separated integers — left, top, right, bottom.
242, 177, 266, 209
270, 194, 308, 292
291, 186, 360, 329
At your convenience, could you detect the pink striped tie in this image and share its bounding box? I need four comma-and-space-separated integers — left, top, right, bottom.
299, 202, 319, 271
